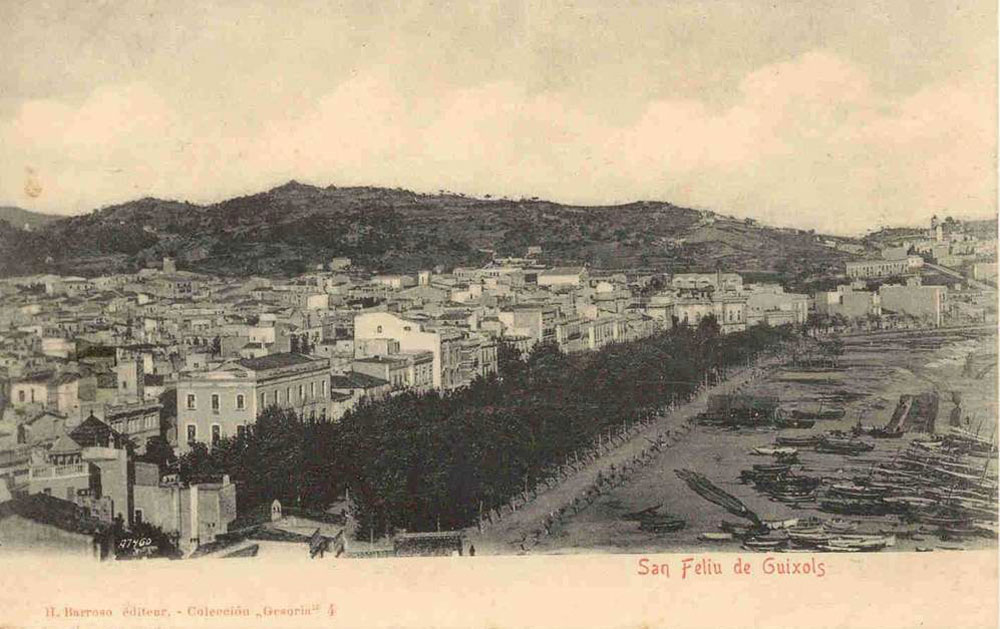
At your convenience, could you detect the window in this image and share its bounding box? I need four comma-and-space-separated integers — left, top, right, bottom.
186, 424, 197, 443
121, 380, 128, 390
211, 394, 220, 413
260, 392, 266, 408
128, 418, 138, 433
321, 380, 327, 398
309, 410, 315, 421
17, 390, 24, 403
186, 394, 196, 410
298, 385, 304, 400
237, 425, 246, 439
211, 424, 221, 445
134, 509, 143, 524
236, 394, 245, 410
377, 325, 383, 334
320, 408, 327, 421
285, 387, 291, 403
310, 382, 315, 398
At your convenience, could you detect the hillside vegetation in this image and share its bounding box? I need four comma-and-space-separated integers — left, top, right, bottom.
0, 182, 859, 283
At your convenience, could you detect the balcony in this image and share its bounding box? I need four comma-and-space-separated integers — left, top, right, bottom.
29, 463, 87, 480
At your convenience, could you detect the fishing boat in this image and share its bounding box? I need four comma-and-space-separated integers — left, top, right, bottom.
769, 491, 816, 504
828, 483, 888, 500
621, 504, 663, 521
752, 446, 799, 456
752, 463, 793, 473
788, 532, 833, 548
824, 518, 858, 533
823, 535, 893, 551
816, 437, 875, 455
790, 408, 845, 421
742, 537, 788, 551
698, 532, 735, 542
638, 514, 686, 533
760, 518, 799, 530
776, 435, 823, 447
819, 498, 893, 516
774, 418, 816, 429
816, 544, 862, 552
881, 496, 937, 510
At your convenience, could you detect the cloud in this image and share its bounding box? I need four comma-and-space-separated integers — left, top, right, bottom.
0, 50, 994, 235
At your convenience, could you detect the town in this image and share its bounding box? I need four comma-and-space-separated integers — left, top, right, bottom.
0, 213, 995, 560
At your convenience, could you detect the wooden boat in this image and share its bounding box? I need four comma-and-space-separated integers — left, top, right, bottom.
791, 409, 845, 420
742, 537, 788, 551
621, 504, 663, 521
824, 519, 858, 533
881, 496, 939, 510
774, 418, 816, 429
763, 518, 800, 530
752, 446, 798, 456
828, 483, 888, 500
698, 532, 735, 541
776, 435, 823, 447
816, 437, 875, 455
638, 515, 686, 533
816, 544, 862, 552
720, 520, 767, 536
937, 526, 988, 540
752, 463, 793, 473
770, 491, 816, 504
819, 498, 893, 516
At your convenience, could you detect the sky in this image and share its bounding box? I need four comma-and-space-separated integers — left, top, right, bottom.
0, 0, 996, 235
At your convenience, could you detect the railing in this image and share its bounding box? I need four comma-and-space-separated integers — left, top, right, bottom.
29, 463, 87, 479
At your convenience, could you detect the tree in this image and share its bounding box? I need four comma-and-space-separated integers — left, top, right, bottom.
696, 314, 721, 340
140, 435, 176, 470
290, 334, 301, 354
819, 336, 844, 367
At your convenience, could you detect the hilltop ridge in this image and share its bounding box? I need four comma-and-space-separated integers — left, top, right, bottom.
0, 182, 863, 284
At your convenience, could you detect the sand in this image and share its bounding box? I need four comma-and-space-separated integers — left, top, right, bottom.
526, 328, 998, 555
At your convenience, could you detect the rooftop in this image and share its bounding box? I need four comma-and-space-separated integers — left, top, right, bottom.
0, 493, 111, 536
236, 352, 323, 371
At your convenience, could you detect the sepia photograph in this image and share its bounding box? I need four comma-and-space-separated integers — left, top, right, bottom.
0, 1, 996, 627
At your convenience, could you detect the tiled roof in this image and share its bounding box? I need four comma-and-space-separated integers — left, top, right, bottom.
330, 372, 389, 389
69, 414, 123, 449
237, 353, 319, 371
0, 494, 111, 536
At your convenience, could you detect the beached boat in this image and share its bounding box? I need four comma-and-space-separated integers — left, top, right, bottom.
816, 544, 862, 552
816, 437, 875, 455
774, 418, 816, 429
742, 537, 789, 551
819, 498, 893, 516
621, 504, 663, 521
752, 446, 799, 456
776, 435, 823, 447
790, 409, 845, 421
638, 515, 686, 533
828, 483, 888, 500
698, 532, 735, 541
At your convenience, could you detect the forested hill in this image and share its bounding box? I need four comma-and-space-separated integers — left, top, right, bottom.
0, 181, 861, 282
0, 206, 60, 231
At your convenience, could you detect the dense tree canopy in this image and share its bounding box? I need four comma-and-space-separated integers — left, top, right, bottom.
179, 321, 795, 539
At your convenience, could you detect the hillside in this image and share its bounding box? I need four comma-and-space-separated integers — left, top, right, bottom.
0, 182, 861, 286
0, 206, 61, 231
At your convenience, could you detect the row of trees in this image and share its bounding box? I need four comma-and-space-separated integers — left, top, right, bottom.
178, 317, 796, 539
